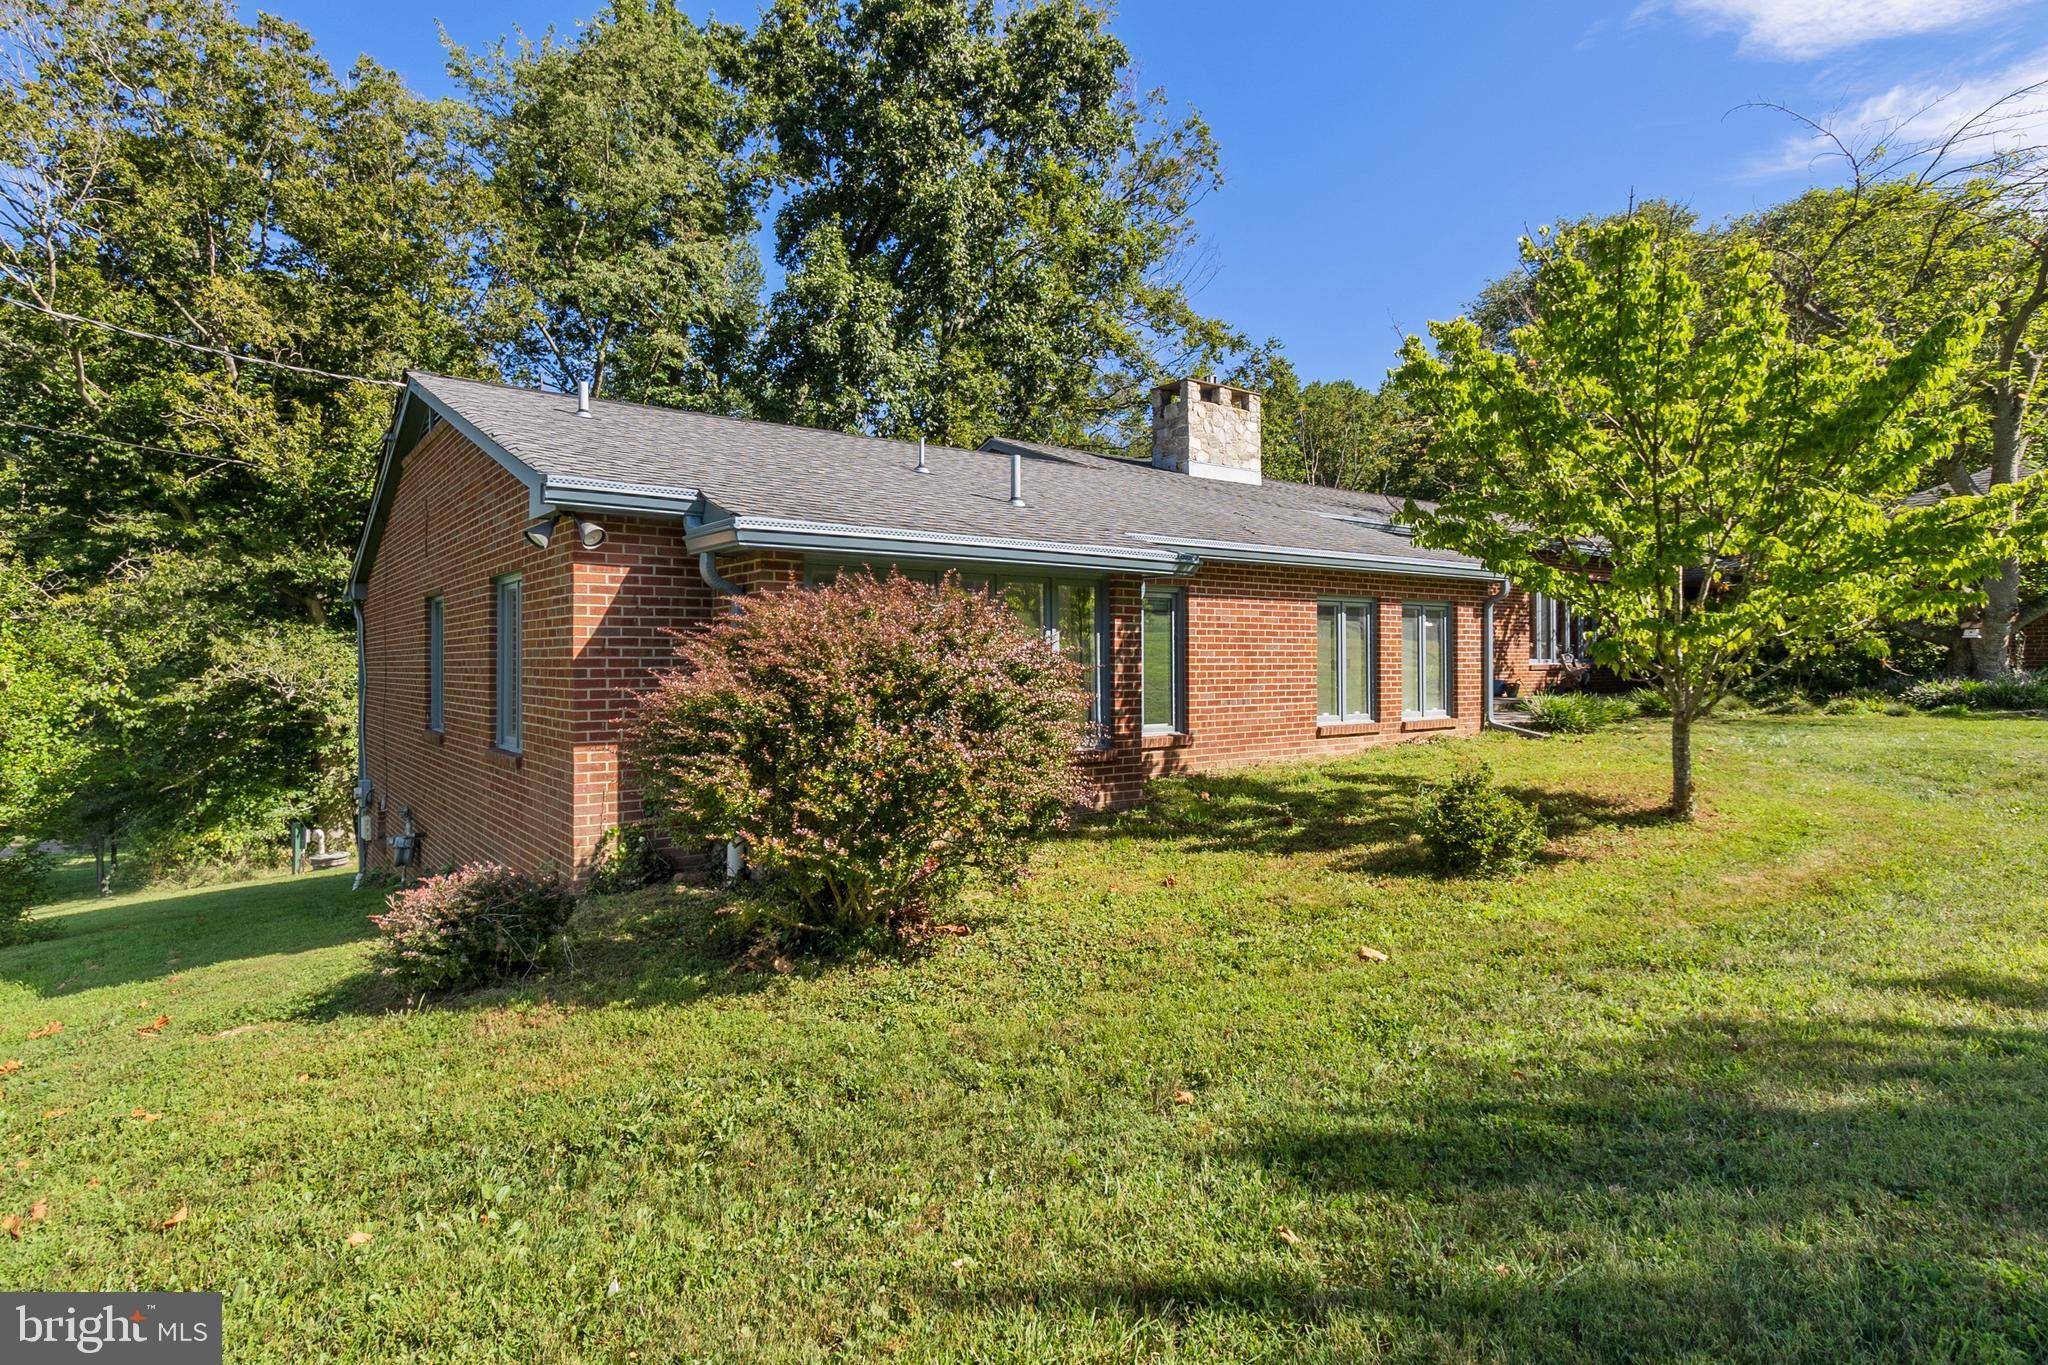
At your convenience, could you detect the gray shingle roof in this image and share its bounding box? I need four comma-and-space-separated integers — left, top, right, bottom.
397, 371, 1485, 578
1901, 464, 2038, 509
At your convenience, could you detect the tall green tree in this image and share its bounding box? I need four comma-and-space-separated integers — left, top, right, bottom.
1395, 218, 2012, 818
0, 0, 483, 868
746, 0, 1238, 446
1744, 170, 2048, 677
448, 0, 762, 408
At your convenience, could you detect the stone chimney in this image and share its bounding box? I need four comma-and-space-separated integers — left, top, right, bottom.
1150, 378, 1262, 485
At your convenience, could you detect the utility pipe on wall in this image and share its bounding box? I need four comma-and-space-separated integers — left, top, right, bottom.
1481, 579, 1509, 731
350, 594, 372, 889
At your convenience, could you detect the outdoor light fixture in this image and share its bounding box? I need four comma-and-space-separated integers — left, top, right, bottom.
523, 514, 608, 551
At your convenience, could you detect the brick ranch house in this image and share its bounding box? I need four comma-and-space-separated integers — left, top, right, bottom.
347, 373, 1565, 880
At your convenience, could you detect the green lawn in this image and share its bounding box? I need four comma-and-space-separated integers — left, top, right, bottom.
5, 715, 2048, 1361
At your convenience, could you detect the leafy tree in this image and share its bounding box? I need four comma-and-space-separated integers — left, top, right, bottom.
1743, 169, 2048, 677
447, 0, 762, 408
1395, 217, 2012, 818
0, 0, 484, 868
745, 0, 1238, 447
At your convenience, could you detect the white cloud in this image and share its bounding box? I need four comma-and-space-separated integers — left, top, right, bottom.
1646, 0, 2029, 60
1745, 46, 2048, 179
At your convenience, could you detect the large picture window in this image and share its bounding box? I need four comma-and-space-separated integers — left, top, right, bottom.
494, 575, 523, 752
1316, 599, 1376, 722
1529, 591, 1588, 664
1402, 602, 1452, 719
1142, 585, 1185, 735
804, 560, 1109, 741
425, 596, 445, 732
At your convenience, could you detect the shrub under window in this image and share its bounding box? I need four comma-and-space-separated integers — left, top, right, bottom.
627, 573, 1089, 937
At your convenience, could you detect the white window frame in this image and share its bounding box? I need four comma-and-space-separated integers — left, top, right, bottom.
425, 595, 445, 733
1402, 601, 1454, 720
1141, 583, 1187, 736
1316, 597, 1376, 723
493, 574, 523, 753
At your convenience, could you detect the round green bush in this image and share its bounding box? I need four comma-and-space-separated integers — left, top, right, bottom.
628, 573, 1090, 938
0, 849, 51, 943
1417, 764, 1547, 877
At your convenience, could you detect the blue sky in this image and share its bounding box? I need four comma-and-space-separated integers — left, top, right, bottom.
274, 0, 2048, 383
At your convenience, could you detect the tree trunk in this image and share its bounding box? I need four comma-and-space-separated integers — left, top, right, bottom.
1973, 559, 2023, 679
1670, 714, 1695, 821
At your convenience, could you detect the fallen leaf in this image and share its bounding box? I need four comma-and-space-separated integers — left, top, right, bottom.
949, 1256, 974, 1272
87, 1178, 100, 1189
1161, 875, 1178, 888
1172, 1089, 1196, 1105
1276, 1226, 1300, 1247
26, 1021, 61, 1040
28, 1200, 45, 1222
2, 1214, 19, 1239
159, 1205, 187, 1231
1357, 945, 1389, 963
135, 1015, 170, 1036
1, 1059, 21, 1074
346, 1230, 372, 1247
40, 1108, 66, 1120
295, 1074, 312, 1084
130, 1108, 161, 1123
13, 1159, 28, 1170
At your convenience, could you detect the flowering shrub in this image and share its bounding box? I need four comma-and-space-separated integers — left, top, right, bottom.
627, 573, 1089, 936
1417, 764, 1546, 877
368, 863, 574, 992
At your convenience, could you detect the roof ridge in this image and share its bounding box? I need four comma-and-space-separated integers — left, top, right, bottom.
406, 370, 1003, 461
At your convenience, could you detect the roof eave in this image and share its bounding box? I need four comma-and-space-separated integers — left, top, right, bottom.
687, 515, 1195, 576
1132, 534, 1502, 583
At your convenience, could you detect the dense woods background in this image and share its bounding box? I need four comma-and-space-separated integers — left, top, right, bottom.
1, 0, 2041, 877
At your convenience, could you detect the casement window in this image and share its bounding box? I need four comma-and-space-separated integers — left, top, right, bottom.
425, 596, 445, 732
1529, 591, 1589, 664
1141, 584, 1186, 735
801, 560, 1110, 742
493, 575, 523, 752
1316, 599, 1376, 722
1402, 602, 1453, 718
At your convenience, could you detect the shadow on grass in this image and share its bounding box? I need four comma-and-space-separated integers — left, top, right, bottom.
0, 869, 376, 997
1072, 766, 1668, 877
1867, 968, 2048, 1011
917, 1012, 2048, 1358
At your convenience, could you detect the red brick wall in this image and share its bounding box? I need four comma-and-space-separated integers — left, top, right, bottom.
1080, 561, 1489, 806
360, 423, 577, 877
2023, 615, 2048, 671
361, 428, 1493, 875
1493, 586, 1574, 696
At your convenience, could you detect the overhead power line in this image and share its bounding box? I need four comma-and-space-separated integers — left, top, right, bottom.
0, 294, 404, 388
0, 418, 260, 468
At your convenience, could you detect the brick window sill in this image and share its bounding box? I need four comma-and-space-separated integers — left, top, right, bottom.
1141, 731, 1192, 751
484, 744, 524, 769
1401, 715, 1459, 732
1316, 720, 1380, 738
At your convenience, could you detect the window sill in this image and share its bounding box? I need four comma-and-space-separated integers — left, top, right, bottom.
1400, 715, 1459, 732
1141, 731, 1191, 751
485, 744, 524, 769
1316, 720, 1380, 738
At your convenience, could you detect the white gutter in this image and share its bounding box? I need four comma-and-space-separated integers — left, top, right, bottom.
1130, 534, 1500, 582
685, 515, 1196, 576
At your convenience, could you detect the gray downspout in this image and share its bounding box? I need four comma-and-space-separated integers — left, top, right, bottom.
697, 549, 743, 612
350, 592, 371, 889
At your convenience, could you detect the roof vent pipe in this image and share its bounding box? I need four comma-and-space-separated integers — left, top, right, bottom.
915, 437, 929, 475
576, 380, 590, 418
1008, 447, 1026, 507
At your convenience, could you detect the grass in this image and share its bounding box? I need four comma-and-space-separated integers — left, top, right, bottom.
5, 714, 2048, 1361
